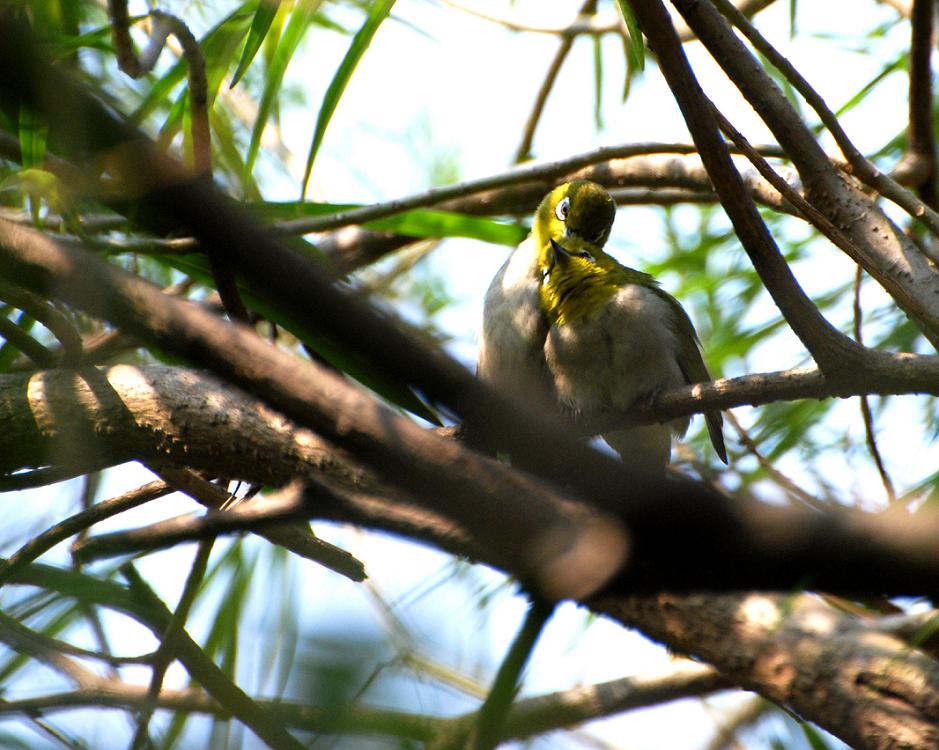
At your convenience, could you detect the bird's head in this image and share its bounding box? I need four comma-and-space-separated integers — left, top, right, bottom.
533, 180, 616, 272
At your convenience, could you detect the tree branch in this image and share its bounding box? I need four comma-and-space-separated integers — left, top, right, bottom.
0, 479, 171, 587
627, 0, 863, 374
0, 647, 724, 744
903, 0, 937, 208
116, 562, 307, 750
691, 0, 939, 346
106, 0, 249, 323
15, 529, 939, 749
4, 353, 939, 591
514, 0, 597, 163
600, 592, 939, 750
0, 219, 631, 602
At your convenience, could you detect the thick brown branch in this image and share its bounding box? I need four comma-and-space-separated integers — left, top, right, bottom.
691, 0, 939, 346
905, 0, 937, 207
600, 593, 939, 750
0, 221, 630, 602
627, 0, 862, 373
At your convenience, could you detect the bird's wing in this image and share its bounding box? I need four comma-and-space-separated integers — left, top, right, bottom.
656, 289, 728, 464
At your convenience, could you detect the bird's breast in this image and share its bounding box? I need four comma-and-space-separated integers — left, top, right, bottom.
545, 283, 687, 413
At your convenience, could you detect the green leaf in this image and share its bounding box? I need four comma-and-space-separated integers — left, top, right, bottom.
230, 0, 281, 88
254, 200, 528, 246
17, 106, 46, 170
300, 0, 397, 195
615, 0, 645, 72
50, 22, 114, 58
834, 55, 906, 118
799, 722, 834, 750
245, 0, 325, 182
592, 35, 603, 129
211, 106, 263, 200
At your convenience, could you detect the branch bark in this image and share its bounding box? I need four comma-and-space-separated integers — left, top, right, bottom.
0, 218, 631, 602
7, 362, 939, 595
627, 0, 863, 373
600, 592, 939, 750
677, 0, 939, 347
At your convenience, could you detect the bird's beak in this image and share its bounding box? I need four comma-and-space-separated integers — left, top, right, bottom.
550, 238, 595, 263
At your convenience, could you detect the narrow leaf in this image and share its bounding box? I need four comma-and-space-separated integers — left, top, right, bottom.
300, 0, 397, 195
615, 0, 645, 72
245, 0, 324, 182
592, 35, 604, 129
230, 0, 281, 88
17, 106, 47, 170
799, 722, 834, 750
254, 201, 528, 246
834, 55, 905, 118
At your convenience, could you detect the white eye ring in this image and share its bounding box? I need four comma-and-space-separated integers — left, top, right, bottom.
555, 197, 570, 221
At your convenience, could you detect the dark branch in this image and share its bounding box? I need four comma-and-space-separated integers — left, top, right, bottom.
905, 0, 937, 207
627, 0, 863, 373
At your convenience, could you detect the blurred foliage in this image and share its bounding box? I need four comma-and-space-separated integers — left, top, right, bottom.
0, 1, 932, 749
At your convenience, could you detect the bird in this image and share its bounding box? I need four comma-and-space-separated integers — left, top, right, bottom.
479, 179, 727, 474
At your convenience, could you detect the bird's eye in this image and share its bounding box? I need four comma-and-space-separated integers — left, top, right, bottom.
555, 197, 570, 221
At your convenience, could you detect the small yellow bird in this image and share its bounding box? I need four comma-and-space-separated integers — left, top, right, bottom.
479, 180, 726, 473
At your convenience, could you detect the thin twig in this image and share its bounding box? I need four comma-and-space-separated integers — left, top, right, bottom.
876, 0, 913, 16
437, 0, 620, 36
725, 412, 828, 511
0, 480, 171, 587
515, 0, 598, 163
0, 610, 104, 686
119, 562, 308, 750
0, 658, 725, 743
853, 266, 897, 503
0, 314, 56, 367
145, 467, 367, 581
438, 0, 780, 43
272, 141, 783, 235
130, 538, 214, 750
0, 281, 83, 365
106, 3, 210, 175
704, 695, 771, 750
711, 0, 939, 240
711, 106, 873, 272
0, 610, 154, 666
106, 1, 250, 324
